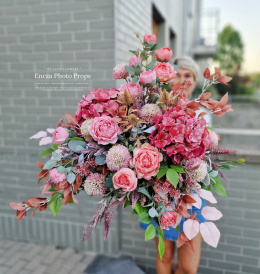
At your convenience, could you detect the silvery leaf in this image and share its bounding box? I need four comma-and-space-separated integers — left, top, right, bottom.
51, 151, 61, 161
67, 172, 76, 184
143, 126, 155, 134
148, 207, 159, 218
43, 159, 57, 170
78, 153, 84, 166
202, 173, 210, 186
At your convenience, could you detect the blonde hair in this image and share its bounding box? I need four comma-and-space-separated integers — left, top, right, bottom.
173, 57, 200, 81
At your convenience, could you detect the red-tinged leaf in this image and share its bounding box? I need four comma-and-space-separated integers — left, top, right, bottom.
9, 202, 25, 211
106, 108, 116, 117
62, 191, 72, 205
55, 180, 69, 190
56, 118, 63, 128
72, 193, 78, 204
31, 207, 38, 217
63, 123, 75, 129
203, 68, 211, 79
17, 210, 26, 222
186, 108, 196, 117
200, 101, 213, 110
39, 203, 47, 211
186, 100, 200, 111
177, 201, 189, 218
218, 93, 228, 107
183, 195, 196, 204
41, 181, 53, 195
37, 162, 44, 169
200, 92, 212, 101
214, 67, 221, 78
198, 112, 208, 118
183, 219, 200, 240
37, 170, 49, 182
177, 232, 186, 248
200, 222, 220, 248
65, 113, 77, 125
219, 76, 232, 85
23, 201, 33, 208
63, 186, 71, 198
28, 197, 46, 207
74, 175, 82, 193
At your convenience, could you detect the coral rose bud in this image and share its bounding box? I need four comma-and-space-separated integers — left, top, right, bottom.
155, 47, 173, 62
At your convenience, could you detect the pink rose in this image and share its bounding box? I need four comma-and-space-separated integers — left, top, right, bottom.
49, 168, 66, 184
153, 61, 177, 82
88, 116, 121, 145
113, 63, 128, 79
52, 127, 69, 145
144, 34, 157, 44
160, 211, 178, 230
130, 143, 163, 180
129, 55, 141, 67
113, 168, 137, 192
155, 47, 173, 62
139, 69, 156, 85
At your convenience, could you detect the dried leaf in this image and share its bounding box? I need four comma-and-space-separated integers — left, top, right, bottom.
74, 175, 82, 193
65, 113, 77, 125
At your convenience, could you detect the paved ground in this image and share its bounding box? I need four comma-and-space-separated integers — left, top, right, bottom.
0, 238, 96, 274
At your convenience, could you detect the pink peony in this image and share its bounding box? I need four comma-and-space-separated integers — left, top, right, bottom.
119, 82, 142, 99
149, 106, 211, 164
155, 47, 173, 62
113, 168, 137, 192
129, 55, 141, 67
185, 158, 208, 183
88, 116, 121, 145
160, 211, 178, 230
207, 128, 220, 148
139, 70, 156, 85
113, 64, 128, 79
49, 168, 66, 184
84, 173, 106, 196
144, 34, 157, 44
106, 145, 131, 171
52, 127, 69, 145
130, 143, 163, 180
153, 61, 177, 82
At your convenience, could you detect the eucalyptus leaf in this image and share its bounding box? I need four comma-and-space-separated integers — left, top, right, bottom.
56, 166, 67, 174
78, 153, 84, 166
51, 151, 61, 161
148, 207, 159, 218
138, 187, 152, 200
67, 172, 76, 184
68, 140, 86, 152
95, 155, 106, 165
132, 76, 139, 84
146, 59, 157, 70
124, 65, 135, 76
104, 176, 113, 188
43, 159, 57, 170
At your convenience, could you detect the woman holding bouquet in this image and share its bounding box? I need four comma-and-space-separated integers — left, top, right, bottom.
140, 57, 207, 274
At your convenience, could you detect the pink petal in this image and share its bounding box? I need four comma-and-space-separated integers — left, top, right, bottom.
200, 222, 220, 248
39, 136, 53, 146
199, 189, 217, 204
172, 213, 182, 228
9, 202, 25, 211
47, 128, 55, 134
189, 193, 202, 209
183, 219, 200, 240
29, 131, 47, 139
201, 206, 223, 221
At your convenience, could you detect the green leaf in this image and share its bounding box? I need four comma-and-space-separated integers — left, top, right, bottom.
56, 166, 67, 174
40, 148, 54, 157
43, 159, 57, 170
131, 209, 138, 215
134, 65, 141, 76
166, 169, 179, 188
68, 140, 86, 152
146, 59, 157, 70
138, 187, 152, 200
236, 158, 245, 163
138, 212, 151, 224
145, 224, 156, 241
52, 144, 59, 150
47, 192, 59, 206
50, 197, 62, 217
129, 50, 138, 55
210, 176, 223, 184
95, 155, 106, 165
140, 51, 147, 61
132, 76, 139, 84
157, 162, 168, 179
124, 65, 135, 76
175, 224, 180, 232
134, 201, 147, 215
213, 183, 227, 197
151, 43, 161, 51
158, 234, 165, 260
124, 200, 131, 208
170, 165, 186, 174
104, 176, 113, 188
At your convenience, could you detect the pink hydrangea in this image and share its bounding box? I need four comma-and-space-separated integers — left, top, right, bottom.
160, 211, 178, 230
49, 168, 66, 184
149, 106, 211, 164
106, 145, 131, 171
84, 173, 106, 196
113, 64, 128, 79
75, 88, 120, 125
140, 104, 162, 124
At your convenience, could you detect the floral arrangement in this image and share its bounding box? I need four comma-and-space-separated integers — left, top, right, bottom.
10, 33, 243, 259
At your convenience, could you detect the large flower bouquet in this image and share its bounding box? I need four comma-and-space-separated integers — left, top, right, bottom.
10, 33, 243, 259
